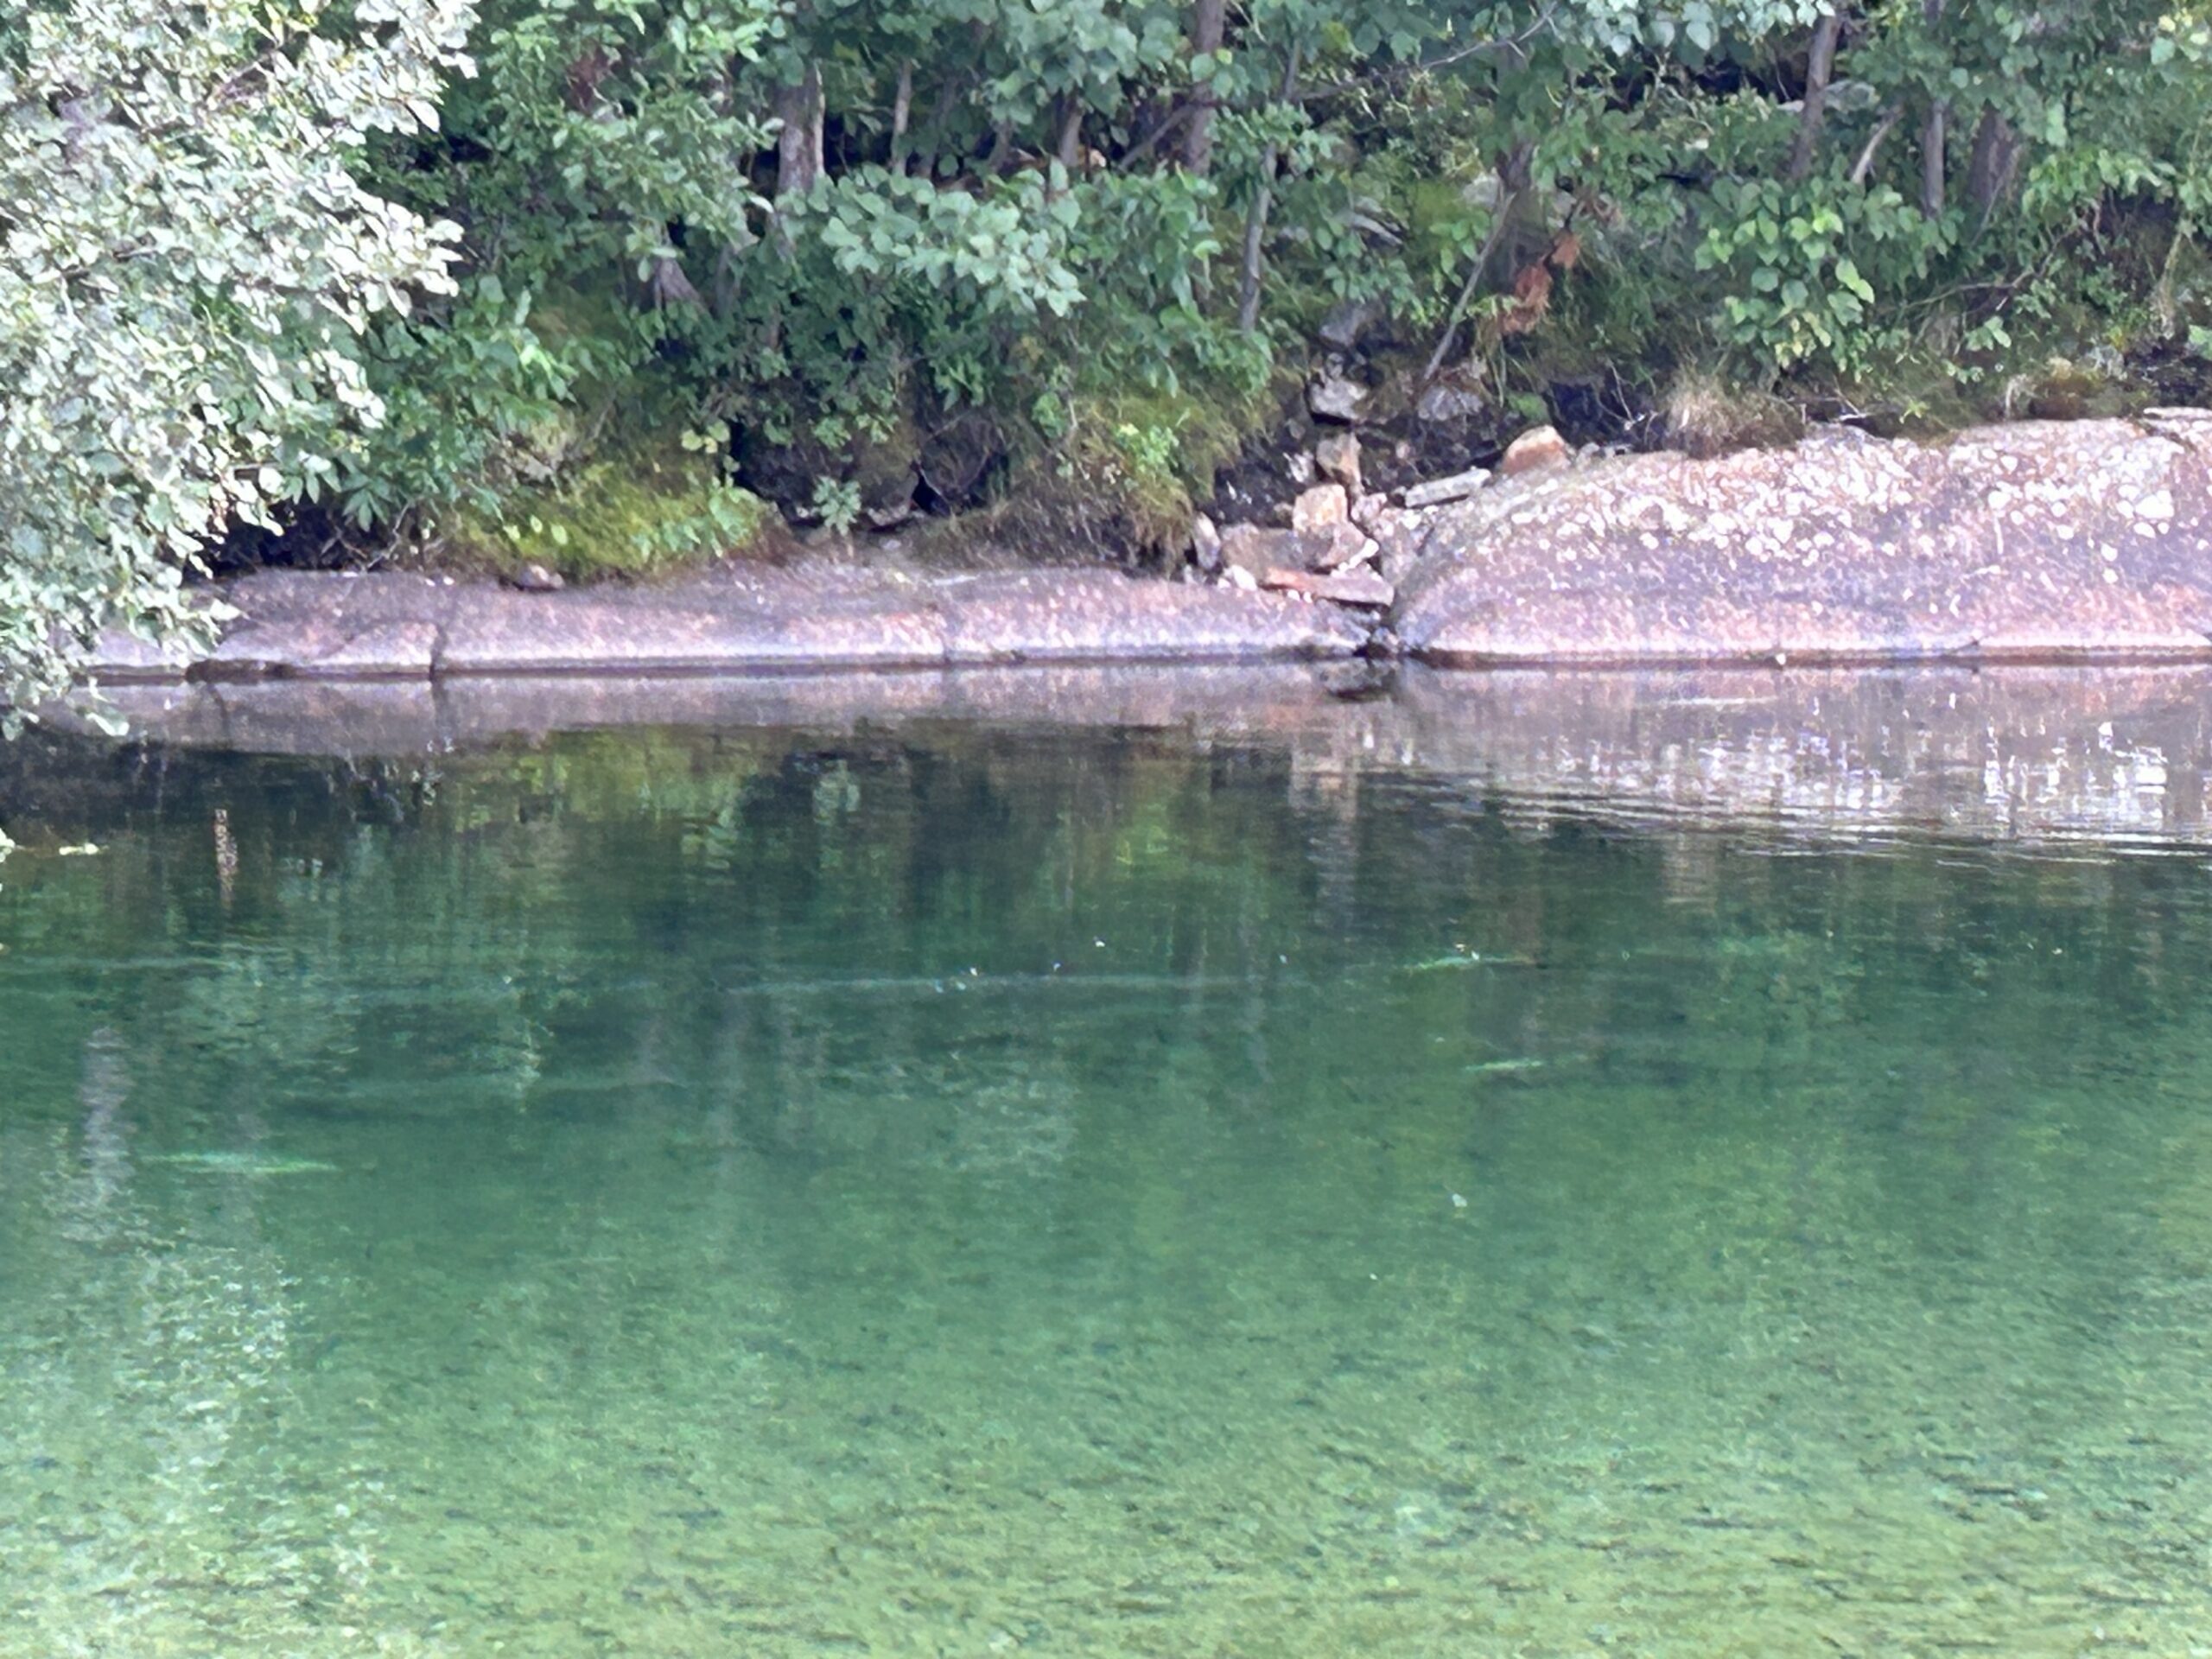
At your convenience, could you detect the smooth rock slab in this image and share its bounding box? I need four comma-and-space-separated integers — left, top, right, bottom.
1394, 412, 2212, 666
87, 562, 1369, 683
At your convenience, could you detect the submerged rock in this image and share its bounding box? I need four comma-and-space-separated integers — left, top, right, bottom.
148, 1150, 342, 1176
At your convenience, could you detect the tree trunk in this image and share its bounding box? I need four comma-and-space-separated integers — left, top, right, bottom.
1056, 96, 1084, 171
1965, 106, 2022, 228
1787, 12, 1843, 182
1918, 0, 1947, 218
1921, 99, 1947, 217
1182, 0, 1227, 175
889, 61, 913, 175
775, 63, 824, 199
911, 66, 969, 184
1236, 40, 1301, 334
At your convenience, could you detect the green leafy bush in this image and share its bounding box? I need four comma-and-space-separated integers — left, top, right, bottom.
6, 0, 2212, 703
0, 0, 475, 709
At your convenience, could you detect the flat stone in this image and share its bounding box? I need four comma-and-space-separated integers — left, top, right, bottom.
85, 560, 1368, 685
1403, 467, 1491, 509
1291, 484, 1349, 533
1262, 567, 1395, 607
1315, 433, 1363, 495
934, 569, 1367, 664
1219, 523, 1300, 580
1499, 425, 1569, 477
308, 620, 443, 677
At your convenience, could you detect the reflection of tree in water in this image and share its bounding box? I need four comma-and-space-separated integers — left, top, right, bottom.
0, 1033, 404, 1656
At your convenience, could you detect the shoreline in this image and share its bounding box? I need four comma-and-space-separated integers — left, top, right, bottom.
77, 412, 2212, 687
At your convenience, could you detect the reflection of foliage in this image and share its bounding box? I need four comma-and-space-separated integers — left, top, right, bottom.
10, 728, 2212, 1649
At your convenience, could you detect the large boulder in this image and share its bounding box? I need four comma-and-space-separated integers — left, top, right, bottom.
1392, 413, 2212, 664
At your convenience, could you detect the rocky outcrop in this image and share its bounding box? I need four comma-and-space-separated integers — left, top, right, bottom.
1393, 412, 2212, 665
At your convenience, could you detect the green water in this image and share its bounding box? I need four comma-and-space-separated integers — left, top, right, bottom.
4, 728, 2212, 1657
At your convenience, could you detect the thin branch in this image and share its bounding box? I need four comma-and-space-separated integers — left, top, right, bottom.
1122, 102, 1195, 167
1422, 208, 1512, 382
1288, 5, 1561, 105
1849, 105, 1902, 186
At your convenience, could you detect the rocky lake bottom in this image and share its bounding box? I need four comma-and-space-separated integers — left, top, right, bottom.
3, 723, 2211, 1656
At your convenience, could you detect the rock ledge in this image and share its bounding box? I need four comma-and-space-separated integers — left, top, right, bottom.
1392, 413, 2212, 665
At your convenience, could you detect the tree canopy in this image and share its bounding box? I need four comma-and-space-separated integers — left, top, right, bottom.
2, 0, 2209, 704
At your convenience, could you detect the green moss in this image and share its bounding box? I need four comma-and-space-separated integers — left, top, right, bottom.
447, 442, 772, 583
1047, 375, 1286, 551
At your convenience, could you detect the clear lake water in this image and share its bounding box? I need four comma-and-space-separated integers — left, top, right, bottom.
3, 725, 2210, 1656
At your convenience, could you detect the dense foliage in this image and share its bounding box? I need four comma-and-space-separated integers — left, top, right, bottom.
3, 0, 2210, 702
0, 0, 474, 711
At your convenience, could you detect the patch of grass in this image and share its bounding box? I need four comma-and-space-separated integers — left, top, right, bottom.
1662, 366, 1804, 457
1032, 375, 1287, 554
445, 442, 772, 583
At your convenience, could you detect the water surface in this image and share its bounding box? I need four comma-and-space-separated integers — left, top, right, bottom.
3, 728, 2211, 1656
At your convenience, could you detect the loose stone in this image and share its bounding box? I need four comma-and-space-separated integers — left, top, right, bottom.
506, 563, 566, 593
1189, 512, 1223, 575
1292, 484, 1351, 533
1499, 425, 1569, 477
1306, 523, 1376, 574
1307, 369, 1368, 425
1218, 524, 1301, 579
1404, 467, 1492, 509
1315, 433, 1363, 496
1416, 381, 1487, 424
